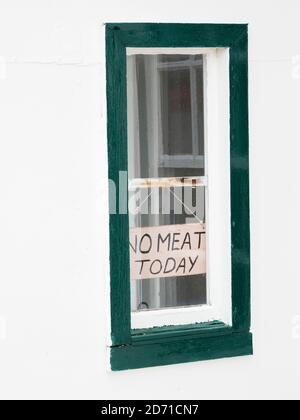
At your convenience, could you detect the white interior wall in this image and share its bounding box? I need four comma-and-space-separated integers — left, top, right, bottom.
0, 0, 300, 400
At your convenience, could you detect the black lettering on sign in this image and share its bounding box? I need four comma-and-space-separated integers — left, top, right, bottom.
157, 233, 171, 253
163, 257, 176, 274
172, 232, 181, 251
139, 234, 152, 254
176, 258, 186, 274
150, 259, 163, 276
136, 260, 151, 275
194, 231, 205, 248
130, 224, 206, 280
189, 256, 199, 273
181, 232, 191, 250
129, 235, 137, 253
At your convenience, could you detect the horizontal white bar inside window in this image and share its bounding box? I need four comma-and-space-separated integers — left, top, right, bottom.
129, 176, 207, 190
131, 304, 219, 329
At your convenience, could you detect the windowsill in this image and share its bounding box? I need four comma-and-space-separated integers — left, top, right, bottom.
110, 321, 252, 371
132, 320, 228, 341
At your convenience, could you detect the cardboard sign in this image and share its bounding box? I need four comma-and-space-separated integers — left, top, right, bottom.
130, 223, 206, 280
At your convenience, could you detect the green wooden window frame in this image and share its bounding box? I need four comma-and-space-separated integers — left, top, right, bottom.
106, 23, 252, 371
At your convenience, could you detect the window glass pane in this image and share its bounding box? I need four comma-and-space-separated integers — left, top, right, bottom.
159, 54, 191, 63
127, 52, 206, 312
160, 67, 193, 155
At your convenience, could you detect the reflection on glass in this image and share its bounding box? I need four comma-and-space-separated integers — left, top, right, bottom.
127, 53, 206, 311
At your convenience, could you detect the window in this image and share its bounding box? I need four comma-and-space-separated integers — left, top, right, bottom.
106, 23, 252, 371
128, 52, 207, 316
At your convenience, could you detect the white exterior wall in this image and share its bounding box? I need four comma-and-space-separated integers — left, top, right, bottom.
0, 0, 300, 400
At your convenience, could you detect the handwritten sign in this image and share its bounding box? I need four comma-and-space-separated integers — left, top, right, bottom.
130, 223, 206, 280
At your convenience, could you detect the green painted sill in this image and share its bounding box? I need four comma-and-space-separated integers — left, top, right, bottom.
111, 321, 252, 371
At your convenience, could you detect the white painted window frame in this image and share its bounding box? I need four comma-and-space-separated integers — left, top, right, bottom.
127, 47, 232, 329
